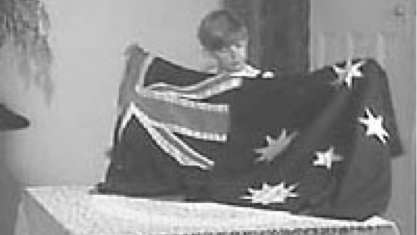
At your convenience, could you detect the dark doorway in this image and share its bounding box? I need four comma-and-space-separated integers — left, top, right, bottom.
224, 0, 309, 75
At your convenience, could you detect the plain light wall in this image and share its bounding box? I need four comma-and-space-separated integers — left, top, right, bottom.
1, 0, 221, 186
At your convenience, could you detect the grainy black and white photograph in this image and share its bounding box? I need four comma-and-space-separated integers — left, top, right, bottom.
0, 0, 415, 235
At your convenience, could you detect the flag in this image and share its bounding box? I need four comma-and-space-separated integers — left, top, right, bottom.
97, 45, 403, 220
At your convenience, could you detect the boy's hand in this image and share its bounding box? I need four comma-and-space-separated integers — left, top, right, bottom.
117, 44, 149, 112
117, 85, 136, 115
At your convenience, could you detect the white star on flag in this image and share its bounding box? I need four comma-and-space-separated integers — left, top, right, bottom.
313, 146, 343, 170
332, 60, 365, 88
241, 182, 298, 205
358, 107, 389, 144
254, 129, 298, 163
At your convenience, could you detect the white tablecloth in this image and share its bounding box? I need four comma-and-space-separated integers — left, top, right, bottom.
15, 186, 400, 235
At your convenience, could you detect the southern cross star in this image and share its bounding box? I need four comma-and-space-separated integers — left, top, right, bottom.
241, 182, 298, 205
358, 107, 389, 144
254, 129, 298, 163
332, 59, 365, 88
313, 146, 343, 170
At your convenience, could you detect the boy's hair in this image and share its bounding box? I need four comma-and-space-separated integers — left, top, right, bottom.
198, 9, 248, 52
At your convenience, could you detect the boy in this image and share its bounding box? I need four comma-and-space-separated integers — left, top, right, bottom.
118, 9, 270, 110
198, 9, 258, 76
199, 10, 275, 79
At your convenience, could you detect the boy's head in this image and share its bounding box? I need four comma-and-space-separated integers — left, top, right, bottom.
198, 10, 249, 72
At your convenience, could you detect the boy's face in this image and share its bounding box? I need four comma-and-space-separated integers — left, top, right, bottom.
210, 39, 248, 73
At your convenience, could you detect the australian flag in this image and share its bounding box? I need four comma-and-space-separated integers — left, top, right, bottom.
97, 45, 403, 221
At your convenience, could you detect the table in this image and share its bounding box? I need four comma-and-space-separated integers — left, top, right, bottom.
15, 186, 400, 235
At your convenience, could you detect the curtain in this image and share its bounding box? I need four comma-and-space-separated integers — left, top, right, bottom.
224, 0, 309, 75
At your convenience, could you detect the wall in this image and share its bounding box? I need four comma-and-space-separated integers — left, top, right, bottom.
1, 0, 221, 186
0, 0, 221, 232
